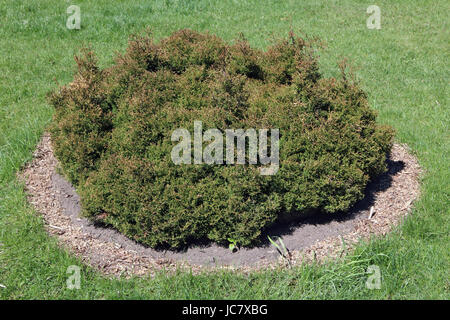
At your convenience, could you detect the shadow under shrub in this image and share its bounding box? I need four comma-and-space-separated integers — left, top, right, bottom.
49, 29, 394, 249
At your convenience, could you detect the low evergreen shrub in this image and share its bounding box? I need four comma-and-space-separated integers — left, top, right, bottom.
49, 29, 394, 248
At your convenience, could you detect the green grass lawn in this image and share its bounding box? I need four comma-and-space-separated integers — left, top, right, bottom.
0, 0, 448, 299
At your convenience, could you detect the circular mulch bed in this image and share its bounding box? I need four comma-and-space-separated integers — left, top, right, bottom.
19, 133, 421, 277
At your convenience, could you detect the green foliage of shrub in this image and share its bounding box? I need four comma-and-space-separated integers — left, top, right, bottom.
49, 29, 394, 249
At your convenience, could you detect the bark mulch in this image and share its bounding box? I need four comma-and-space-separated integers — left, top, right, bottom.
19, 133, 421, 277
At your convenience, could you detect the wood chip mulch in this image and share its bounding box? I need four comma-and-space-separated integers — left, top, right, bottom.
18, 133, 421, 277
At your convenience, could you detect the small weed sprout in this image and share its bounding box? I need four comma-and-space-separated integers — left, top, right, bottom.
228, 238, 239, 252
268, 236, 292, 267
